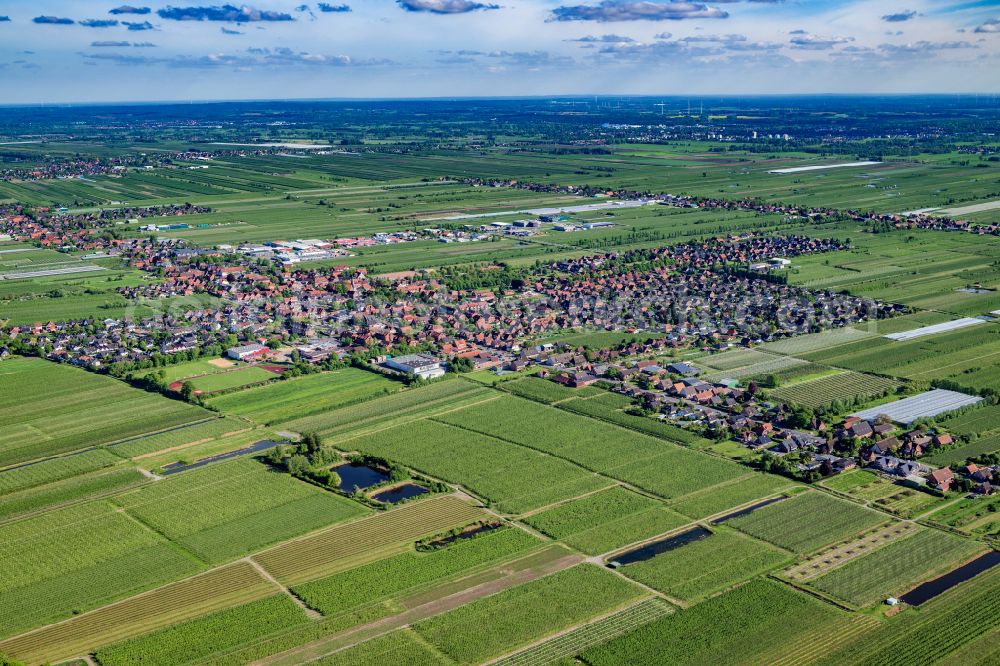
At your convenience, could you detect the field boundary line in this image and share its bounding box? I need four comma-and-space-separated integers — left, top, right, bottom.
245, 557, 322, 620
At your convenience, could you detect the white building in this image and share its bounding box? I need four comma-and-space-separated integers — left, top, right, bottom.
383, 353, 446, 380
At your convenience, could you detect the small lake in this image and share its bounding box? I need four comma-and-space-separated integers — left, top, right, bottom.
713, 497, 787, 524
899, 550, 1000, 606
612, 527, 712, 566
333, 463, 390, 492
372, 483, 428, 504
161, 439, 281, 475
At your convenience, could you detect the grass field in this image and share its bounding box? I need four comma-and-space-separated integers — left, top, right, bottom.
620, 527, 792, 603
185, 366, 278, 394
936, 405, 1000, 436
726, 491, 887, 554
207, 368, 400, 425
0, 562, 277, 665
523, 486, 689, 555
113, 458, 366, 563
412, 564, 645, 664
0, 357, 211, 466
253, 495, 490, 585
927, 493, 1000, 537
808, 528, 985, 607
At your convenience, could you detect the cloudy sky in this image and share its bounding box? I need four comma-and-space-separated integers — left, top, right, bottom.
1, 1, 999, 103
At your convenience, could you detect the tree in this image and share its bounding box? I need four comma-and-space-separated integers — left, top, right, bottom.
180, 381, 195, 402
286, 454, 311, 477
0, 655, 25, 666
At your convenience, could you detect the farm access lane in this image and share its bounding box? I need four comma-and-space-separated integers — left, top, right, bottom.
251, 545, 586, 666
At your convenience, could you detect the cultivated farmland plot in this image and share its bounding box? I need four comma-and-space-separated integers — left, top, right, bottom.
770, 371, 901, 409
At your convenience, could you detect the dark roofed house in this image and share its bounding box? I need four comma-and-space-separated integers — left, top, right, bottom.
667, 362, 700, 377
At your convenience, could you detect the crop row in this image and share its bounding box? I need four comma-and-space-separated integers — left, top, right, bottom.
0, 561, 275, 665
293, 527, 539, 615
412, 564, 646, 665
254, 495, 489, 584
0, 448, 120, 495
580, 578, 844, 666
726, 491, 886, 554
809, 528, 985, 607
621, 528, 791, 603
770, 371, 900, 409
0, 466, 147, 523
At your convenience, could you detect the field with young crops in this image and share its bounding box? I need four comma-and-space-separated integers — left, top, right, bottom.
185, 366, 278, 394
254, 495, 489, 585
809, 528, 984, 607
94, 594, 309, 666
523, 486, 688, 555
113, 458, 366, 563
413, 564, 646, 664
0, 501, 204, 639
580, 578, 844, 666
727, 491, 886, 554
293, 527, 540, 615
0, 561, 276, 665
279, 379, 489, 437
620, 527, 792, 603
207, 368, 399, 425
759, 327, 876, 355
770, 371, 901, 409
0, 357, 211, 466
434, 395, 746, 499
924, 433, 1000, 466
340, 418, 610, 513
822, 472, 947, 518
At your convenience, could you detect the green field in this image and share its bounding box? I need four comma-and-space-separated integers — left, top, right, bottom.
293, 527, 540, 615
0, 357, 211, 466
581, 578, 845, 666
112, 458, 367, 563
726, 491, 887, 554
0, 466, 148, 522
0, 501, 203, 639
809, 528, 985, 607
523, 486, 689, 555
770, 371, 901, 409
207, 368, 400, 425
619, 527, 792, 603
412, 564, 645, 664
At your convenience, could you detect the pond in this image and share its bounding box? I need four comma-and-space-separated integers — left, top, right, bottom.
371, 483, 428, 504
712, 497, 787, 524
611, 527, 712, 566
161, 440, 282, 475
899, 550, 1000, 606
333, 462, 390, 492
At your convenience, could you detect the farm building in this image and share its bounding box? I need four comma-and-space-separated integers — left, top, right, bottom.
226, 343, 269, 362
384, 353, 446, 380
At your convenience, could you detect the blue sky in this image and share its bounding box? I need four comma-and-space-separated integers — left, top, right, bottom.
1, 1, 999, 103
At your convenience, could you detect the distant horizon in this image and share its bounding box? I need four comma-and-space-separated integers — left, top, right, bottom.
4, 91, 1000, 110
1, 1, 998, 104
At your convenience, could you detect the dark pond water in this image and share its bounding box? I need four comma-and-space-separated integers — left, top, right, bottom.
372, 483, 428, 504
161, 439, 281, 475
899, 550, 1000, 606
612, 527, 712, 566
712, 496, 787, 524
333, 463, 390, 492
